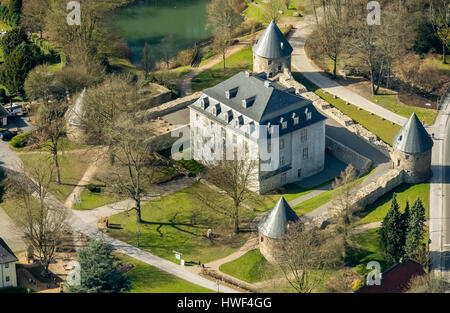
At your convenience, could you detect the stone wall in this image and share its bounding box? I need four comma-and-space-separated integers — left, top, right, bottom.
258, 233, 281, 264
326, 136, 373, 174
135, 83, 172, 110
253, 54, 291, 78
137, 92, 202, 122
391, 149, 432, 184
300, 91, 394, 158
149, 124, 189, 152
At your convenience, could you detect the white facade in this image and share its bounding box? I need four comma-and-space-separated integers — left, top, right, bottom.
0, 262, 17, 288
189, 94, 326, 194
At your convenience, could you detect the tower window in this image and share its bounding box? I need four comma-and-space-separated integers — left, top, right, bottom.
303, 148, 309, 160
268, 60, 272, 65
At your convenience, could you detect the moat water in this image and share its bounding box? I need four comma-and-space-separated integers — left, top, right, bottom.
114, 0, 211, 65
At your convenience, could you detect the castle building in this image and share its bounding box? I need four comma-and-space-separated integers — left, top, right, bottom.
252, 20, 293, 78
258, 197, 299, 263
391, 113, 433, 183
0, 238, 18, 289
189, 71, 327, 194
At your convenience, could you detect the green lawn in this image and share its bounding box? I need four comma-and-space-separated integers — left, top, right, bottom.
75, 188, 123, 210
244, 0, 303, 24
293, 72, 402, 145
358, 183, 430, 225
192, 46, 253, 92
116, 253, 212, 293
293, 170, 374, 216
107, 183, 251, 264
19, 150, 96, 202
219, 249, 275, 283
12, 136, 90, 152
348, 228, 387, 276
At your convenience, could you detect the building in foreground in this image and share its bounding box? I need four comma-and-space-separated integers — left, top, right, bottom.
391, 113, 433, 183
258, 197, 299, 263
189, 71, 326, 193
0, 238, 18, 289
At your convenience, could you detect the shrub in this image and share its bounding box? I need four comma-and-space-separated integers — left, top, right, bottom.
86, 184, 101, 193
10, 132, 29, 148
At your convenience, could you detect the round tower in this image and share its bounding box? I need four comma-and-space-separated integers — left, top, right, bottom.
252, 20, 293, 79
258, 196, 299, 263
391, 113, 434, 183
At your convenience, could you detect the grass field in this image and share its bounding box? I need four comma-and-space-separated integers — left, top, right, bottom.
293, 170, 374, 216
219, 249, 275, 283
75, 188, 123, 210
348, 228, 386, 276
358, 183, 430, 225
293, 72, 402, 145
192, 46, 253, 92
19, 150, 96, 202
244, 0, 303, 24
116, 253, 211, 293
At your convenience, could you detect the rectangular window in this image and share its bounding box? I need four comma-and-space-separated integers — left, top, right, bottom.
268, 60, 272, 65
5, 276, 10, 282
280, 138, 285, 149
5, 263, 9, 268
303, 147, 309, 160
298, 169, 302, 178
301, 129, 308, 142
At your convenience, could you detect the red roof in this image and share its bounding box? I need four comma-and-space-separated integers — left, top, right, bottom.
356, 259, 426, 293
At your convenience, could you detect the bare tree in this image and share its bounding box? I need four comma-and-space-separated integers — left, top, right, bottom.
141, 42, 154, 80
429, 0, 450, 64
329, 164, 360, 256
108, 118, 162, 223
33, 100, 68, 184
213, 32, 230, 70
277, 221, 342, 293
206, 0, 245, 69
200, 157, 258, 234
407, 272, 450, 293
266, 0, 286, 22
21, 0, 49, 38
7, 161, 67, 275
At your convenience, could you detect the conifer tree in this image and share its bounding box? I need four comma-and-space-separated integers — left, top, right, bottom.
405, 198, 426, 259
380, 194, 405, 263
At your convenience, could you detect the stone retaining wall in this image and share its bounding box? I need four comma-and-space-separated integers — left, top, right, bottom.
325, 136, 373, 174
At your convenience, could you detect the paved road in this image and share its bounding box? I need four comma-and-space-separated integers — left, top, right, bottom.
430, 91, 450, 281
0, 140, 238, 293
288, 15, 407, 126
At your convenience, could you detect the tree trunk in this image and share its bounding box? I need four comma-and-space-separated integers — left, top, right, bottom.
333, 58, 337, 79
136, 198, 142, 223
234, 205, 239, 234
54, 153, 61, 184
223, 50, 226, 70
444, 42, 447, 64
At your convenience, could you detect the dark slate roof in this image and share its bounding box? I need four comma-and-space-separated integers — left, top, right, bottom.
0, 238, 18, 264
201, 71, 326, 133
252, 20, 293, 59
393, 113, 433, 153
258, 197, 299, 239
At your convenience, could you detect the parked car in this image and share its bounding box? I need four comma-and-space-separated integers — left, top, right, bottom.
1, 130, 18, 141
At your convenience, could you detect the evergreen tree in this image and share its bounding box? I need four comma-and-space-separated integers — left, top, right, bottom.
380, 194, 405, 263
0, 45, 35, 95
67, 239, 131, 293
405, 198, 426, 260
0, 26, 27, 57
402, 200, 410, 237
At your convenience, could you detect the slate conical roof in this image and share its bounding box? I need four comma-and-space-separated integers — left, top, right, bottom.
392, 113, 433, 153
258, 196, 299, 239
252, 20, 293, 59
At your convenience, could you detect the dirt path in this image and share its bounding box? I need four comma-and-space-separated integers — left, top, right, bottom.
63, 148, 107, 209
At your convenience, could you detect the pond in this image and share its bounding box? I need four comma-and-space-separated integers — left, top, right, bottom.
114, 0, 211, 65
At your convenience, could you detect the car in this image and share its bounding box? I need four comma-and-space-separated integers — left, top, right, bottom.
1, 130, 18, 141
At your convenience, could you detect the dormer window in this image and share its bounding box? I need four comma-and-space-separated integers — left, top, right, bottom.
280, 117, 287, 130
247, 121, 255, 134
212, 104, 221, 116
305, 108, 312, 120
224, 110, 233, 123
200, 97, 209, 110
292, 112, 299, 125
242, 96, 256, 108
234, 115, 244, 128
225, 87, 239, 99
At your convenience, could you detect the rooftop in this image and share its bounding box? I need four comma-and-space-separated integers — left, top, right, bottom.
392, 113, 433, 153
199, 71, 326, 132
0, 238, 18, 264
258, 196, 299, 239
252, 20, 293, 59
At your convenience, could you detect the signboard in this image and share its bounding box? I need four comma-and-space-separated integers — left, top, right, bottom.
175, 253, 181, 260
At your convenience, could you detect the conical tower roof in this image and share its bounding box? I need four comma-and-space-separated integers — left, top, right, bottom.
252, 20, 293, 59
393, 113, 433, 153
258, 196, 299, 239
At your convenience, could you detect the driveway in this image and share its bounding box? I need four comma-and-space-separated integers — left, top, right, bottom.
288, 15, 407, 126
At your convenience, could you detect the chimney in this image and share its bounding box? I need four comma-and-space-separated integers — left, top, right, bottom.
264, 81, 272, 88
